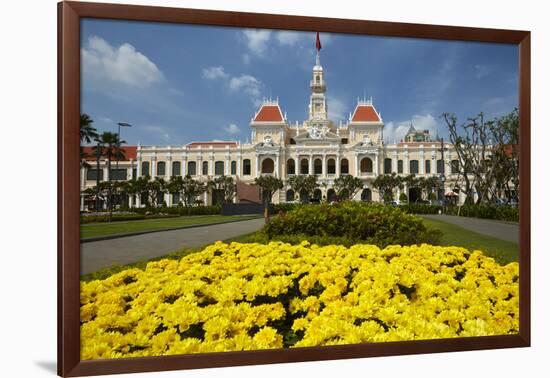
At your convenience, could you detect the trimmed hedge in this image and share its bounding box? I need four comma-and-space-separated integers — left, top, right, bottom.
452, 204, 519, 222
400, 203, 518, 222
131, 205, 222, 216
264, 201, 441, 248
80, 213, 175, 224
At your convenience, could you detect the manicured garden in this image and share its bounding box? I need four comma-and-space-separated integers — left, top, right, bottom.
81, 214, 260, 239
80, 241, 518, 359
80, 202, 519, 359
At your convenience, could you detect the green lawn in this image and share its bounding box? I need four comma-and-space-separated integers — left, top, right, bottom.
80, 215, 260, 239
81, 215, 518, 282
421, 218, 519, 265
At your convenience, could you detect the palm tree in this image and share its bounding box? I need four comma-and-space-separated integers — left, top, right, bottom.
80, 114, 98, 143
93, 132, 126, 220
80, 113, 98, 169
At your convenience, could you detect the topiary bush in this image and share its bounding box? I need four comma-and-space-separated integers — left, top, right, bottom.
263, 201, 441, 248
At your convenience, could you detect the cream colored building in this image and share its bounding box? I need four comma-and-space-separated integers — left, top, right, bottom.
81, 50, 468, 210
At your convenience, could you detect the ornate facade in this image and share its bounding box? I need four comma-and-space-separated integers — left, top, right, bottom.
80, 45, 466, 209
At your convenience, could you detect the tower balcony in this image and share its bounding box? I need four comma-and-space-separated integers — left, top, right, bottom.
310, 81, 326, 91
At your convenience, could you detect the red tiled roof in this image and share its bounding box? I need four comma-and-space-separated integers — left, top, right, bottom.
187, 141, 238, 148
253, 105, 284, 122
351, 105, 381, 122
81, 146, 137, 160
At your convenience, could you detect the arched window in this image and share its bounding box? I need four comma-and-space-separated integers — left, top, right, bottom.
243, 159, 251, 175
409, 160, 419, 174
398, 160, 403, 174
361, 188, 372, 202
231, 161, 237, 175
141, 161, 150, 177
300, 159, 309, 174
313, 189, 322, 200
360, 157, 373, 173
327, 189, 337, 202
261, 158, 274, 174
316, 75, 320, 84
425, 160, 431, 174
340, 158, 349, 174
157, 161, 166, 176
327, 158, 336, 174
202, 161, 208, 176
287, 159, 295, 175
215, 161, 224, 176
172, 161, 181, 177
286, 189, 295, 202
451, 159, 460, 174
314, 158, 322, 175
187, 161, 196, 176
384, 158, 392, 174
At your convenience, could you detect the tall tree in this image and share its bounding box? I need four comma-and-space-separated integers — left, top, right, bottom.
181, 175, 206, 213
371, 173, 403, 202
80, 113, 98, 169
287, 175, 318, 204
209, 176, 237, 204
93, 132, 126, 219
333, 175, 364, 201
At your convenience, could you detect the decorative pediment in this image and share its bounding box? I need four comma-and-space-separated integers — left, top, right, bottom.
254, 140, 280, 154
293, 130, 341, 144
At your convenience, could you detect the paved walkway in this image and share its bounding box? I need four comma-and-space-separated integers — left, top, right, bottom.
80, 218, 265, 275
421, 214, 519, 243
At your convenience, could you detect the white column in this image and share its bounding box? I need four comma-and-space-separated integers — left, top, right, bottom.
392, 152, 398, 173
129, 159, 134, 180
137, 157, 142, 177
103, 159, 109, 183
80, 196, 84, 211
151, 158, 157, 177
167, 157, 172, 178
237, 154, 242, 177
209, 157, 214, 176
355, 154, 360, 176
404, 153, 409, 174
80, 167, 86, 189
308, 156, 313, 175
336, 155, 341, 176
419, 152, 425, 175
374, 153, 379, 176
181, 156, 187, 177
322, 154, 327, 177
275, 154, 280, 177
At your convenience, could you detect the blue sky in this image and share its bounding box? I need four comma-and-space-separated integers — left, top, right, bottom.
81, 18, 518, 146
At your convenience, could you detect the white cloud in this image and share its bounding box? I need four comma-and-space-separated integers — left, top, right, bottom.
276, 31, 302, 46
223, 123, 241, 135
327, 95, 348, 122
202, 66, 228, 80
81, 36, 163, 88
242, 54, 251, 65
242, 29, 271, 56
229, 74, 262, 103
384, 114, 439, 144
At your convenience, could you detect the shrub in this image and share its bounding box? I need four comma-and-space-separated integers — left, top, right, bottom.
399, 193, 408, 203
264, 201, 441, 248
451, 204, 519, 222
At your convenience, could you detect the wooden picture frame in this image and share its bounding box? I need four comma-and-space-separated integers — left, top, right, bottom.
58, 1, 531, 376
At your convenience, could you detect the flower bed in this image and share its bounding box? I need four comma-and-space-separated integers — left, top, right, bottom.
80, 241, 519, 360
